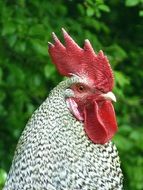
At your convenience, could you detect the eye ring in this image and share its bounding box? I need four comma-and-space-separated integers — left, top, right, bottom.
77, 85, 85, 92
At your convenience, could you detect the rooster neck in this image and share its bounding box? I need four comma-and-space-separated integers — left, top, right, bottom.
4, 79, 123, 190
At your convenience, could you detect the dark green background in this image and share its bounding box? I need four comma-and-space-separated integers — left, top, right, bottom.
0, 0, 143, 189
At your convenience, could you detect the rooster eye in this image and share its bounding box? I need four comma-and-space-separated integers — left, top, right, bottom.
71, 83, 87, 93
77, 85, 85, 92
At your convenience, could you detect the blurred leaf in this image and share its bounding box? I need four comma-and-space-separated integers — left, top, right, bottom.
0, 68, 3, 84
113, 134, 134, 152
115, 71, 130, 87
0, 169, 7, 187
7, 35, 17, 47
125, 0, 140, 6
2, 21, 16, 36
0, 92, 6, 102
44, 65, 56, 79
98, 4, 110, 12
139, 10, 143, 16
15, 41, 26, 52
30, 39, 47, 56
86, 7, 94, 17
107, 44, 127, 65
29, 25, 46, 37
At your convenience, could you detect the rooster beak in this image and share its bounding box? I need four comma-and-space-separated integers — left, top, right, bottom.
102, 92, 116, 102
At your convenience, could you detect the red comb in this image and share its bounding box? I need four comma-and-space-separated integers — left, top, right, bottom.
48, 28, 114, 92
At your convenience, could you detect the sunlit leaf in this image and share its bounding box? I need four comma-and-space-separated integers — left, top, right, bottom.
98, 4, 110, 12
125, 0, 140, 6
139, 10, 143, 16
86, 7, 94, 17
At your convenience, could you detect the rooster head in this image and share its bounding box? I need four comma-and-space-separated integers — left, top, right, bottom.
48, 29, 118, 144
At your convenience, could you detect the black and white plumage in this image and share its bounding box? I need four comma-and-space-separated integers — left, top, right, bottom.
4, 77, 123, 190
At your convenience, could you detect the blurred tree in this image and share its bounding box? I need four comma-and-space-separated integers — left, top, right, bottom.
0, 0, 143, 189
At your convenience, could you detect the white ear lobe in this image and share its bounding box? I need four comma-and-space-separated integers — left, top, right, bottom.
64, 89, 75, 98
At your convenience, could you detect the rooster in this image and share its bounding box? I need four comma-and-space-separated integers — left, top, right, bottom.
3, 29, 123, 190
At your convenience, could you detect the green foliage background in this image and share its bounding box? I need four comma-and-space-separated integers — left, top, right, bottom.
0, 0, 143, 189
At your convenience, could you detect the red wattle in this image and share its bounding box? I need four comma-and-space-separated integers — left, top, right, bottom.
83, 100, 118, 144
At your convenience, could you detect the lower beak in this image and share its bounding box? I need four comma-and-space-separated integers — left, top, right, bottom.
102, 92, 116, 102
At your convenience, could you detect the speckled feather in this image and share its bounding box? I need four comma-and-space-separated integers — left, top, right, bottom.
3, 76, 123, 190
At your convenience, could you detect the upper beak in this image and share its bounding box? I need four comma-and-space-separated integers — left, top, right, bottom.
102, 91, 116, 102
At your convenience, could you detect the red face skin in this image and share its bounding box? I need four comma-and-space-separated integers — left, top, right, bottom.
67, 82, 118, 144
71, 82, 104, 101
